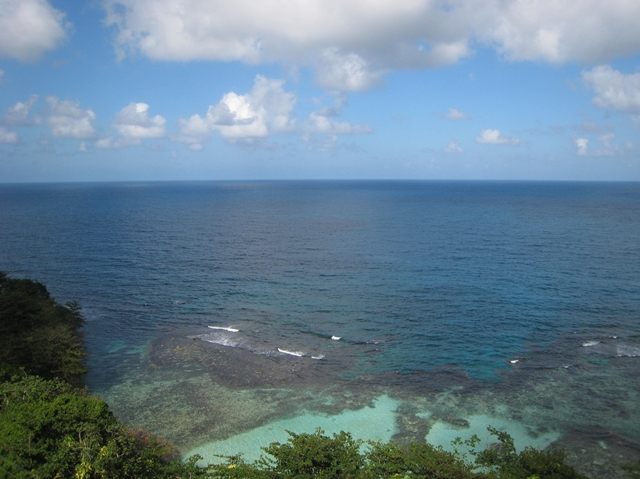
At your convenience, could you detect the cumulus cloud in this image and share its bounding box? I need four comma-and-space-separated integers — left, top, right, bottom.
3, 95, 39, 126
175, 75, 295, 148
0, 126, 19, 143
95, 102, 167, 148
299, 91, 372, 149
104, 0, 640, 91
476, 129, 520, 145
44, 97, 97, 139
315, 49, 383, 91
0, 0, 69, 62
583, 65, 640, 114
175, 114, 211, 151
484, 0, 640, 64
575, 134, 618, 157
113, 102, 167, 140
441, 107, 471, 120
444, 140, 464, 153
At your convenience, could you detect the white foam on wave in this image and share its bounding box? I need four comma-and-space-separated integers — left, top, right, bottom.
616, 344, 640, 357
311, 354, 325, 360
582, 340, 600, 347
278, 348, 305, 357
331, 336, 341, 341
208, 326, 239, 332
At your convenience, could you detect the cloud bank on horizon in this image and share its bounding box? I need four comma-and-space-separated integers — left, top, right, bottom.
1, 0, 640, 181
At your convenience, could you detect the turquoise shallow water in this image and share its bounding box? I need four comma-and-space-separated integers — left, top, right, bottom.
1, 180, 639, 477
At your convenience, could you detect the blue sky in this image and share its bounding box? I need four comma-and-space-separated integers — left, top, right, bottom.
1, 0, 640, 182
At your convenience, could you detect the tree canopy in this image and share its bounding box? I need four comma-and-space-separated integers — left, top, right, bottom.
0, 272, 86, 386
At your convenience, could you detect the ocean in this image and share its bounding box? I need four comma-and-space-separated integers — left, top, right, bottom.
1, 180, 639, 477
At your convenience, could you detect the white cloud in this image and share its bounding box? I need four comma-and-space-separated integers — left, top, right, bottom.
582, 65, 640, 114
96, 102, 166, 149
212, 76, 295, 139
315, 49, 382, 91
484, 0, 640, 64
0, 126, 19, 143
112, 102, 167, 140
476, 129, 520, 145
300, 92, 372, 149
44, 97, 97, 139
442, 107, 471, 120
0, 0, 69, 62
175, 75, 295, 147
300, 112, 372, 150
575, 134, 618, 157
175, 114, 212, 151
104, 0, 640, 91
575, 138, 589, 156
444, 140, 463, 153
4, 95, 39, 126
303, 113, 373, 136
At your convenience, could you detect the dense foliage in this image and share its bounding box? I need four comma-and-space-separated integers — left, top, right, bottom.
0, 375, 207, 478
208, 428, 589, 479
0, 272, 86, 386
623, 460, 640, 479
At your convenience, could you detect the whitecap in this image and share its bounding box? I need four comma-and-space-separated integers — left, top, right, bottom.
331, 336, 341, 341
582, 341, 600, 347
278, 348, 305, 357
616, 344, 640, 357
208, 326, 239, 332
311, 354, 325, 360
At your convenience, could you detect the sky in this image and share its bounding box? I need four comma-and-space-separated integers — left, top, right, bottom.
1, 0, 640, 182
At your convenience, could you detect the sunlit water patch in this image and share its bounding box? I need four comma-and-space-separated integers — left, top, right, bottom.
188, 395, 400, 464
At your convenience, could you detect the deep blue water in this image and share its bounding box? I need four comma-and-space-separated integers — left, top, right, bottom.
2, 181, 640, 475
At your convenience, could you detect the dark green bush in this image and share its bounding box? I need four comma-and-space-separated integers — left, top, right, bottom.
461, 426, 587, 479
208, 428, 586, 479
623, 459, 640, 479
0, 272, 87, 386
0, 375, 208, 479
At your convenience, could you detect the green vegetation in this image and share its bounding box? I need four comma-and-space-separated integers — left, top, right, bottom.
0, 272, 208, 478
622, 460, 640, 479
0, 375, 207, 478
208, 428, 589, 479
0, 271, 606, 478
0, 272, 86, 386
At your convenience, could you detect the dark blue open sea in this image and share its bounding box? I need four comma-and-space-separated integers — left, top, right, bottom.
1, 181, 639, 477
